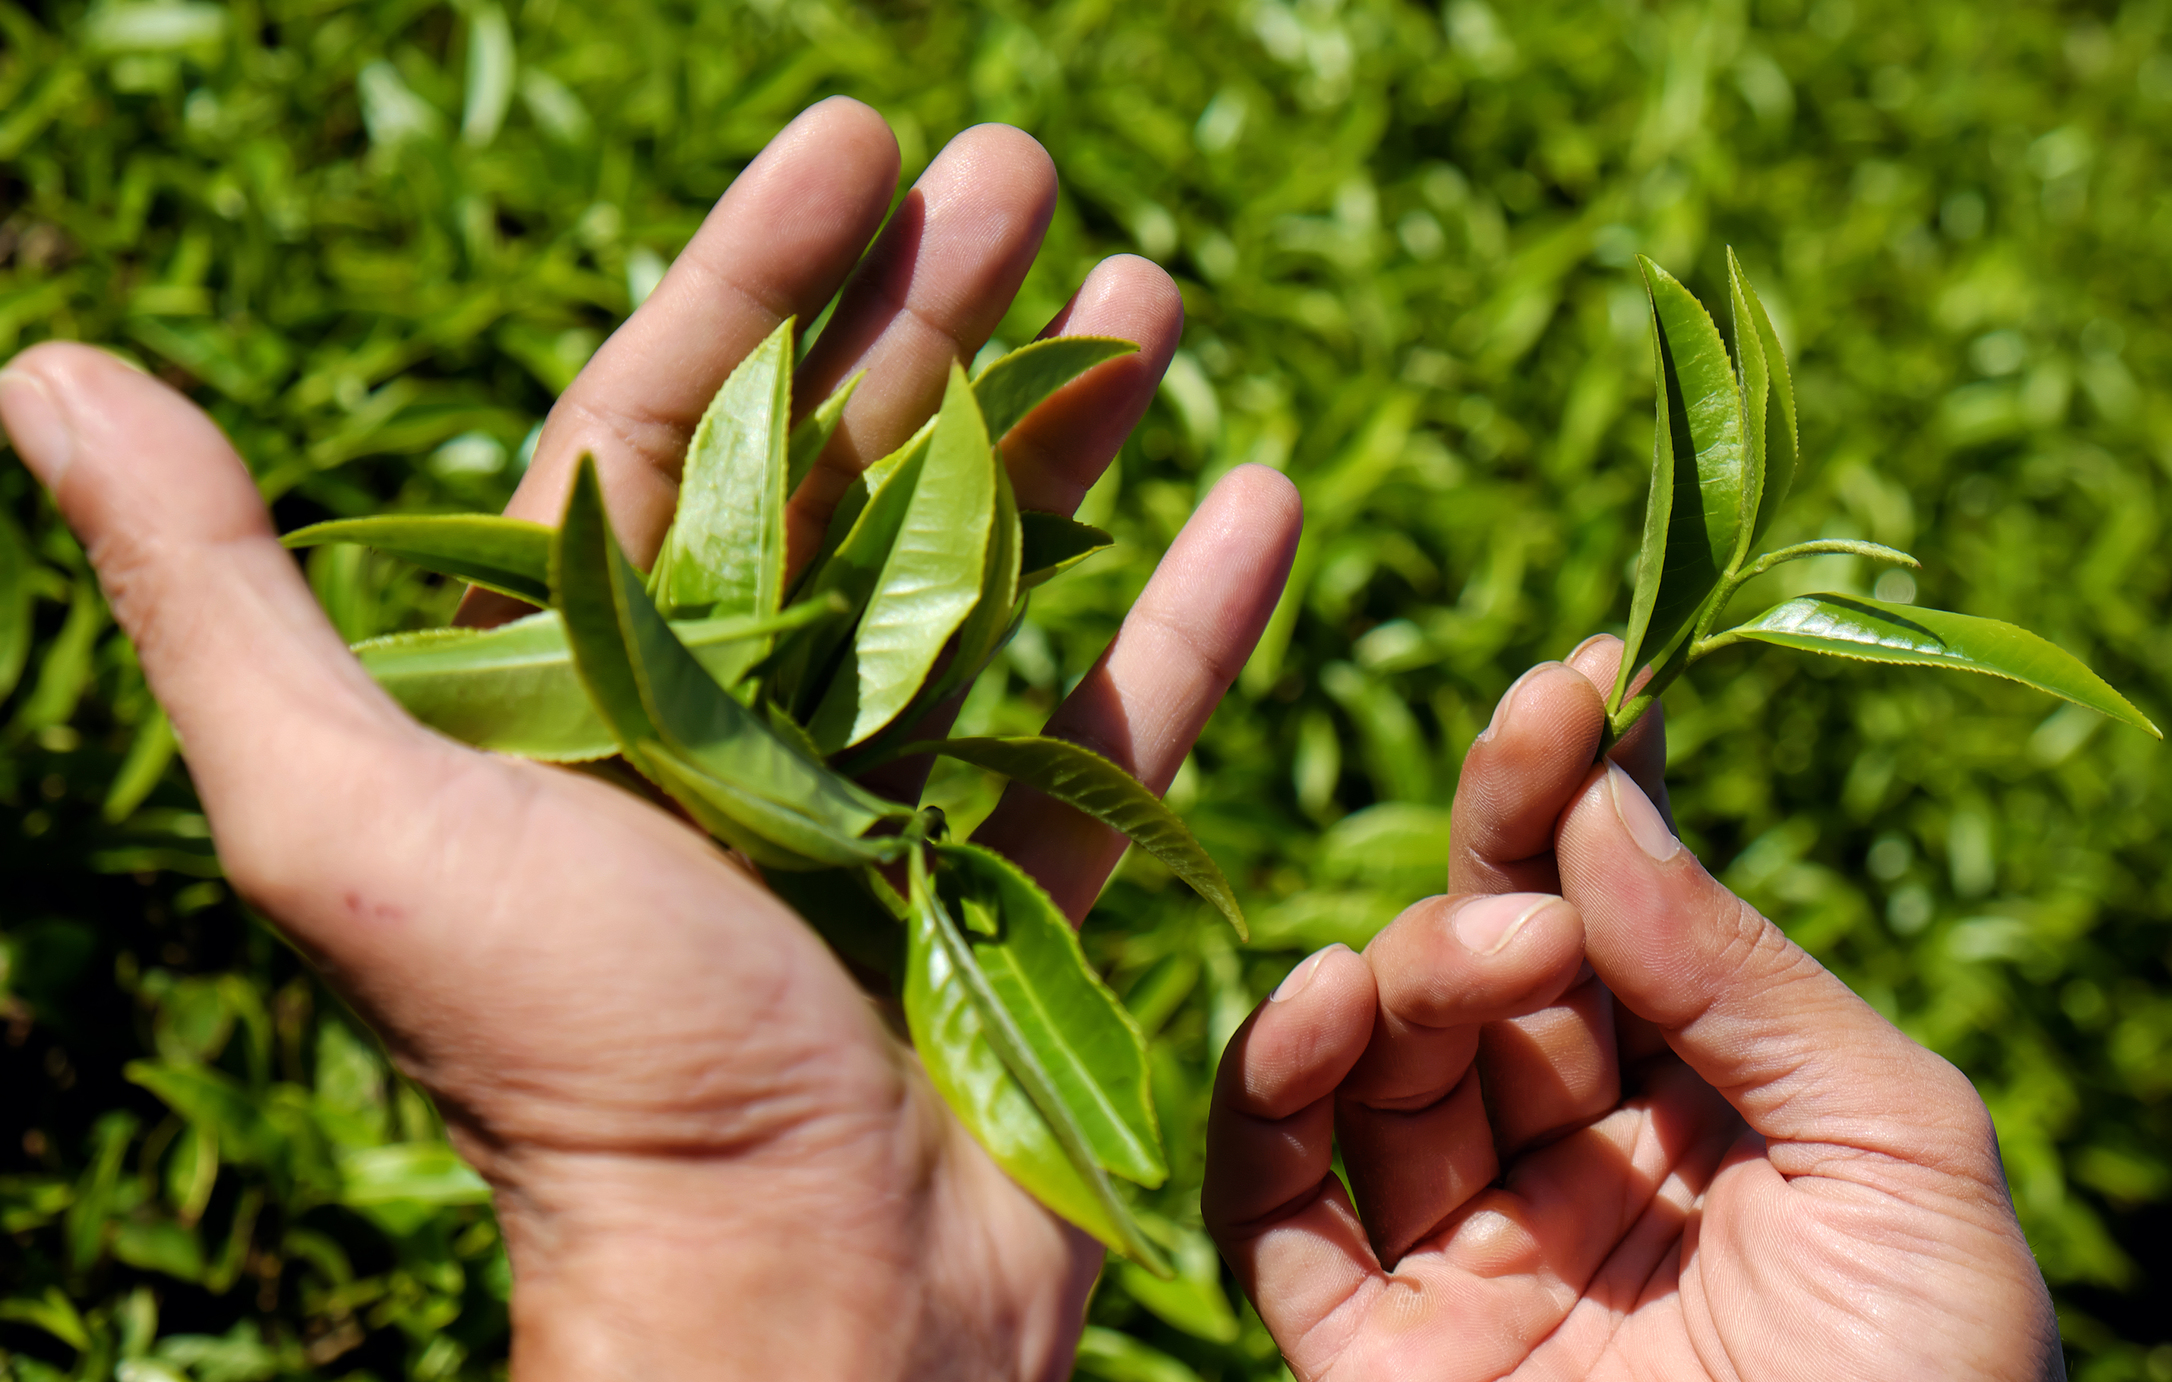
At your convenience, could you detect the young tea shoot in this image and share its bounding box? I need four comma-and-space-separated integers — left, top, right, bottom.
1607, 251, 2161, 749
283, 324, 1248, 1274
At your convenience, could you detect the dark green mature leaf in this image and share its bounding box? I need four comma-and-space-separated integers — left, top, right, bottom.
553, 456, 905, 856
971, 336, 1138, 440
354, 599, 842, 761
809, 362, 996, 751
281, 515, 553, 607
1019, 511, 1113, 590
1721, 595, 2162, 738
902, 851, 1170, 1271
787, 368, 864, 491
903, 736, 1248, 940
1613, 258, 1749, 708
1734, 253, 1800, 546
652, 316, 792, 621
936, 841, 1165, 1187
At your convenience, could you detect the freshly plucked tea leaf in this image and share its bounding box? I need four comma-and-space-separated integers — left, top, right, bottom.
787, 369, 864, 491
638, 740, 905, 869
282, 515, 554, 606
935, 841, 1165, 1187
1733, 252, 1800, 546
809, 363, 995, 751
1613, 258, 1748, 708
971, 336, 1138, 440
354, 599, 841, 761
1018, 511, 1114, 590
1717, 595, 2161, 737
1724, 250, 1769, 572
902, 852, 1170, 1271
553, 456, 905, 850
903, 736, 1248, 940
652, 317, 793, 621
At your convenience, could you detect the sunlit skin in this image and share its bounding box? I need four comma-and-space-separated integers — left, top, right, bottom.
1203, 640, 2065, 1382
1, 96, 2060, 1381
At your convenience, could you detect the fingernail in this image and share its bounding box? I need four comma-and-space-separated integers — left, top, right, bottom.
1270, 943, 1346, 1002
1479, 662, 1557, 744
1452, 892, 1553, 955
0, 369, 74, 490
1606, 762, 1680, 861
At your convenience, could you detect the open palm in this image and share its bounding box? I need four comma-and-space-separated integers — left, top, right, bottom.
0, 100, 1299, 1381
1204, 639, 2063, 1382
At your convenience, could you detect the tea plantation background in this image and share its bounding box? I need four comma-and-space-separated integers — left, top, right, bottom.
3, 0, 2170, 1376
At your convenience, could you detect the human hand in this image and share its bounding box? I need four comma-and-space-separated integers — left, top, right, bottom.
1203, 637, 2063, 1380
0, 99, 1301, 1382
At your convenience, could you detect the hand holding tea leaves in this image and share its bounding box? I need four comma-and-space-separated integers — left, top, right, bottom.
1, 100, 1299, 1380
1196, 255, 2148, 1381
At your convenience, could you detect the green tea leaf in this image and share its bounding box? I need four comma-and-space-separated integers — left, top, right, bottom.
653, 317, 793, 621
554, 457, 905, 845
103, 705, 176, 821
1613, 258, 1748, 708
354, 599, 842, 762
1719, 595, 2161, 738
1734, 254, 1800, 545
902, 851, 1169, 1271
1725, 248, 1768, 572
336, 1144, 491, 1207
902, 736, 1248, 940
761, 864, 905, 976
809, 363, 996, 751
971, 336, 1138, 440
1018, 511, 1113, 590
787, 368, 864, 491
639, 739, 905, 870
282, 515, 554, 607
936, 840, 1165, 1186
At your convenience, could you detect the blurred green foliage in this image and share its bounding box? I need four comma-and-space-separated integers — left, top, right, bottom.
3, 0, 2170, 1376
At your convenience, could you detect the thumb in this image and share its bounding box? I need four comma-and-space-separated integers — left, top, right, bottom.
1556, 762, 2001, 1183
0, 343, 463, 959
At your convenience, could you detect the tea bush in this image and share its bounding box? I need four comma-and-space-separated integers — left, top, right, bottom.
2, 0, 2168, 1377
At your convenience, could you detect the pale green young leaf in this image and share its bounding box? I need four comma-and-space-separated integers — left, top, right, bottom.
971, 336, 1138, 440
353, 600, 842, 762
554, 456, 903, 841
1116, 1218, 1242, 1344
638, 740, 907, 870
1717, 595, 2161, 737
654, 316, 793, 620
1737, 260, 1800, 545
902, 852, 1170, 1272
935, 840, 1165, 1187
786, 368, 863, 491
809, 362, 996, 751
901, 736, 1248, 940
1613, 258, 1749, 709
1725, 248, 1768, 571
1018, 511, 1113, 590
282, 515, 554, 607
797, 417, 934, 597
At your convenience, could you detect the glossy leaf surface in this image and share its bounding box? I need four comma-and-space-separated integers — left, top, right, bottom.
906, 736, 1248, 939
653, 317, 792, 620
902, 852, 1168, 1270
1735, 253, 1800, 545
354, 600, 841, 762
809, 362, 995, 750
638, 740, 904, 869
874, 463, 1022, 747
935, 841, 1165, 1187
971, 335, 1137, 440
1725, 249, 1769, 572
553, 457, 903, 845
1018, 511, 1113, 590
1724, 595, 2162, 737
281, 514, 553, 606
1614, 258, 1748, 706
